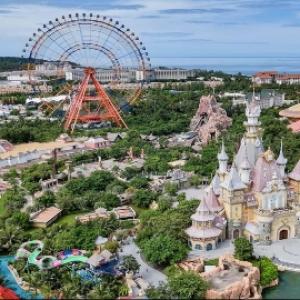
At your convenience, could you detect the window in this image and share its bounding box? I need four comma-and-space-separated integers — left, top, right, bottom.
195, 244, 202, 250
270, 196, 277, 209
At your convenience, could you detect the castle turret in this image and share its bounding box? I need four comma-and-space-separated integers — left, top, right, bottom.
185, 198, 225, 250
244, 94, 261, 141
217, 140, 228, 175
240, 151, 251, 185
276, 140, 287, 178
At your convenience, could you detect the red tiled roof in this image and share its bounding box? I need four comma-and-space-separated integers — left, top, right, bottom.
288, 120, 300, 132
255, 71, 277, 77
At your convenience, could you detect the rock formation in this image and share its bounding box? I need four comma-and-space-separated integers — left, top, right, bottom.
201, 255, 261, 299
190, 95, 232, 144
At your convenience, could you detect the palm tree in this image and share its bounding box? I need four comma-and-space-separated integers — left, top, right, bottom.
0, 223, 23, 250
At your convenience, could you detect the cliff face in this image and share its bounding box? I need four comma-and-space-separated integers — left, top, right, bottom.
190, 95, 232, 144
201, 255, 262, 300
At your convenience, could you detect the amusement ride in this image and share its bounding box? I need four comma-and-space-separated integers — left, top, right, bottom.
22, 13, 151, 132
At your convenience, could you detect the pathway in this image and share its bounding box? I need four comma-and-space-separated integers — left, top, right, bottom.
178, 186, 208, 201
185, 237, 300, 272
119, 238, 167, 287
254, 238, 300, 268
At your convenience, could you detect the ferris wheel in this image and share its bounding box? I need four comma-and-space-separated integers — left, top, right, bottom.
22, 13, 151, 131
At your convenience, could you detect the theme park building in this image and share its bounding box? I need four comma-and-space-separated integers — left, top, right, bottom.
187, 97, 300, 250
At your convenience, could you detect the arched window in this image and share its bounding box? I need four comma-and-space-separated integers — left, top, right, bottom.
195, 244, 202, 250
206, 243, 213, 251
233, 229, 240, 239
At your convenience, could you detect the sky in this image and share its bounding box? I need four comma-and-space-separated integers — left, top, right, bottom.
2, 0, 300, 68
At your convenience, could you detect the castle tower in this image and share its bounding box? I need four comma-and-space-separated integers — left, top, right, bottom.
220, 165, 246, 239
276, 140, 287, 178
244, 94, 261, 142
217, 140, 228, 178
240, 151, 251, 185
289, 160, 300, 205
185, 198, 224, 250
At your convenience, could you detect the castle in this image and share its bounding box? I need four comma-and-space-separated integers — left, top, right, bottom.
186, 97, 300, 251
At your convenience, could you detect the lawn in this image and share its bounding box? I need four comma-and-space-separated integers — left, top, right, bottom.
131, 205, 149, 217
55, 212, 84, 226
0, 197, 6, 217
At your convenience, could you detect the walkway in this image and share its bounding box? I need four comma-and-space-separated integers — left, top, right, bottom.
119, 238, 167, 286
178, 186, 208, 201
254, 238, 300, 269
186, 238, 300, 271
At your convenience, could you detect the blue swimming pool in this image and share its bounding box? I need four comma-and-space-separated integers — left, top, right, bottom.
0, 256, 42, 299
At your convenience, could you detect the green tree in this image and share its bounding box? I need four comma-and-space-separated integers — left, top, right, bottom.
2, 189, 26, 211
104, 240, 119, 253
129, 177, 149, 189
164, 182, 178, 196
168, 271, 208, 299
146, 283, 172, 299
35, 191, 56, 209
234, 237, 253, 261
132, 189, 156, 208
141, 234, 188, 266
253, 257, 278, 287
7, 212, 30, 229
120, 255, 140, 274
157, 194, 172, 211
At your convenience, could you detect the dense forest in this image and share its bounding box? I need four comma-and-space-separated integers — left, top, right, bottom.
0, 57, 28, 73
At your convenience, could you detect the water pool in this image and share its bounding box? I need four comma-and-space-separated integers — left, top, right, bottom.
263, 271, 300, 299
0, 256, 42, 299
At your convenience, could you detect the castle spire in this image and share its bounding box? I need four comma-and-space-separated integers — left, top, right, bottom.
244, 88, 261, 141
277, 139, 287, 178
218, 139, 228, 174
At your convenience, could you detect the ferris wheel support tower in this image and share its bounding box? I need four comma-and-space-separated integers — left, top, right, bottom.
64, 68, 127, 132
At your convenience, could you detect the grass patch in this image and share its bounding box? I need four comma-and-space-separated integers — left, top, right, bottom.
0, 197, 6, 217
55, 212, 84, 226
131, 204, 149, 217
205, 258, 219, 266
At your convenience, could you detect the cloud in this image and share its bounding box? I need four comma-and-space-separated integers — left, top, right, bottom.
237, 0, 300, 9
186, 20, 214, 24
160, 38, 213, 43
139, 15, 161, 19
0, 9, 12, 14
159, 8, 235, 14
0, 0, 145, 10
282, 22, 300, 28
142, 32, 193, 37
186, 20, 247, 26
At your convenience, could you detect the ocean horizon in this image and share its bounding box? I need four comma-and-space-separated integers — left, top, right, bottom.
150, 57, 300, 75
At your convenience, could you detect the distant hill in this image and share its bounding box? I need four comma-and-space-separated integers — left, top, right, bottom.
0, 56, 28, 72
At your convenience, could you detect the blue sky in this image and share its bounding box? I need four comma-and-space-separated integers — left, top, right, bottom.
1, 0, 300, 63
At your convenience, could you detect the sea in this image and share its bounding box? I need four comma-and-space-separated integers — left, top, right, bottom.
151, 57, 300, 75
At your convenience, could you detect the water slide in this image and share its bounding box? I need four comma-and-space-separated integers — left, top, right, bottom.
16, 240, 88, 270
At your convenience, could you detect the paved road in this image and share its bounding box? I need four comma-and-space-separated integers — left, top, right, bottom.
119, 238, 167, 287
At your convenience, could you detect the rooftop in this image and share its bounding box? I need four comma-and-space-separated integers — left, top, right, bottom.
31, 206, 62, 224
